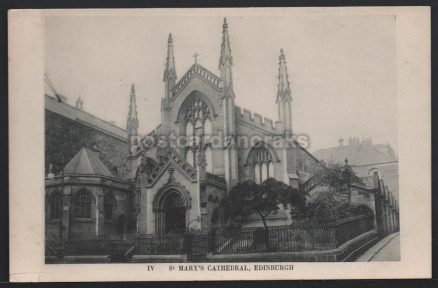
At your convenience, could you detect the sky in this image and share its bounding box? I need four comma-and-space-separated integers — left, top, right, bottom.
45, 12, 397, 153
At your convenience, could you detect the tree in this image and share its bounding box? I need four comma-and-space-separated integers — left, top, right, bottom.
316, 160, 363, 200
223, 178, 305, 230
308, 160, 365, 222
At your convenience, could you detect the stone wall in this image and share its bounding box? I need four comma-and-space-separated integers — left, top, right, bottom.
235, 106, 280, 132
297, 146, 321, 176
45, 109, 128, 175
45, 179, 134, 241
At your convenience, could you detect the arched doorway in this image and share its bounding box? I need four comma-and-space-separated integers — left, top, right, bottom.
154, 184, 191, 236
163, 191, 186, 234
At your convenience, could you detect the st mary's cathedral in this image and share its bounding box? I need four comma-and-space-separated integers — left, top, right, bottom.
45, 18, 323, 241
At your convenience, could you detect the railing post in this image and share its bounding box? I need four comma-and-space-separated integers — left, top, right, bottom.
57, 240, 65, 260
185, 233, 192, 259
209, 230, 216, 253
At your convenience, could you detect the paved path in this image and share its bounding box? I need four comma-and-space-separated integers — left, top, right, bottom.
356, 232, 400, 262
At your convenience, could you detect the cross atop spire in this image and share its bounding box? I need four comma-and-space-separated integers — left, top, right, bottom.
277, 48, 292, 103
193, 52, 199, 64
164, 33, 177, 82
127, 84, 138, 131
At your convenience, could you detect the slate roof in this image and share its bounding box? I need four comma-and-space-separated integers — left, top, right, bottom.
313, 142, 397, 166
63, 147, 113, 177
45, 94, 127, 141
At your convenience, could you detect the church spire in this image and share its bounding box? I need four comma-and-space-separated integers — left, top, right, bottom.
164, 33, 177, 100
219, 18, 233, 69
219, 18, 238, 189
277, 48, 292, 103
277, 49, 292, 134
219, 18, 234, 95
127, 84, 139, 154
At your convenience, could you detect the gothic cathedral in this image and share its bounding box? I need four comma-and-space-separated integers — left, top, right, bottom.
45, 18, 321, 242
123, 18, 320, 235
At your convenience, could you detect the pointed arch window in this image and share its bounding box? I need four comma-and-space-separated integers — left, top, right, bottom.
104, 193, 116, 220
184, 98, 213, 171
261, 162, 268, 182
205, 147, 213, 173
186, 149, 194, 167
74, 189, 93, 219
248, 142, 276, 184
268, 162, 274, 177
186, 122, 193, 146
49, 191, 62, 220
194, 119, 203, 146
204, 118, 212, 142
254, 163, 261, 184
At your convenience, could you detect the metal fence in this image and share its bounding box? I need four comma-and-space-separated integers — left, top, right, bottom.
46, 214, 375, 258
332, 214, 375, 247
212, 214, 374, 254
45, 239, 134, 258
134, 234, 186, 255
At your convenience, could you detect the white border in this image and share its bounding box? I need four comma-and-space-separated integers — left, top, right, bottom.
9, 7, 431, 281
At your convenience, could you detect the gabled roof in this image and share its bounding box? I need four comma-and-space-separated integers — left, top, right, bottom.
144, 149, 197, 187
171, 64, 222, 98
63, 147, 113, 177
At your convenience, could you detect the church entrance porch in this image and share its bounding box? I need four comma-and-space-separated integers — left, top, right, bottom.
164, 203, 186, 234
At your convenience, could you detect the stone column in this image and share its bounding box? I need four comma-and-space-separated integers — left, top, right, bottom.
197, 147, 208, 230
96, 192, 105, 238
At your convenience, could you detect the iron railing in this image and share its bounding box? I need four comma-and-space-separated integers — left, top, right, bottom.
45, 214, 375, 258
134, 234, 186, 255
45, 239, 134, 258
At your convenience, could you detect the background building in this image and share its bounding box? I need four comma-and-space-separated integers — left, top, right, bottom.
313, 137, 398, 200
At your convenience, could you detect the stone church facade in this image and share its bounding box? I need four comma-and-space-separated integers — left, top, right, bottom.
45, 18, 323, 241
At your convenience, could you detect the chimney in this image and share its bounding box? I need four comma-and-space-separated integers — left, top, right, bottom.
338, 138, 344, 147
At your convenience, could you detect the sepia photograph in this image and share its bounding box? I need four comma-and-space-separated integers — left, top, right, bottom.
8, 7, 430, 281
43, 13, 399, 264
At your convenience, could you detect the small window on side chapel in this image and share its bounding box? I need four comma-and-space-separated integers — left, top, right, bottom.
49, 191, 62, 220
74, 189, 93, 219
104, 193, 116, 220
248, 142, 275, 184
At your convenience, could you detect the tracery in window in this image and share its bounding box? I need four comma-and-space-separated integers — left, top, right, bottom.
205, 147, 213, 173
184, 98, 213, 171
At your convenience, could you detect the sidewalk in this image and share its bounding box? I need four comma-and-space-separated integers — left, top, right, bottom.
355, 232, 400, 262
